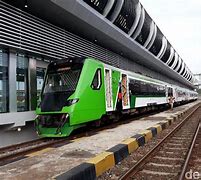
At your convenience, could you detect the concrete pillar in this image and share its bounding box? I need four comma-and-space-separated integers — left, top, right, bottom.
8, 50, 17, 112
28, 58, 37, 111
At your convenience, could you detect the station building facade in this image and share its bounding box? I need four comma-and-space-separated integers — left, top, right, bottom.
0, 0, 196, 136
194, 74, 201, 89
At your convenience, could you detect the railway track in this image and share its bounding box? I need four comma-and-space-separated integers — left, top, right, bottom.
119, 105, 201, 180
179, 122, 201, 180
0, 103, 197, 168
0, 137, 72, 166
0, 105, 168, 167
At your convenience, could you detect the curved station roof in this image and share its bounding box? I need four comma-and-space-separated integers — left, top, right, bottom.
1, 0, 195, 88
76, 0, 194, 84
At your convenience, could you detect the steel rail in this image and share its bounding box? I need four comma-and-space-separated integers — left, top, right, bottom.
119, 104, 201, 180
0, 114, 150, 166
0, 105, 169, 165
0, 103, 198, 167
0, 138, 46, 153
0, 113, 148, 166
179, 121, 201, 180
0, 138, 71, 166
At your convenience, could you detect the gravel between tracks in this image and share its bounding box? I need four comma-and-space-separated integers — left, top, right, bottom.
98, 105, 201, 180
185, 123, 201, 178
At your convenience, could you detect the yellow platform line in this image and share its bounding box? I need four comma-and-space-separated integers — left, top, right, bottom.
152, 124, 162, 134
87, 152, 115, 176
121, 138, 139, 154
140, 130, 153, 142
71, 137, 87, 142
161, 120, 170, 128
26, 148, 54, 157
166, 117, 174, 124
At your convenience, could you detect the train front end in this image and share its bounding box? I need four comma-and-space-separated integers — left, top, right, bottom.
35, 57, 85, 137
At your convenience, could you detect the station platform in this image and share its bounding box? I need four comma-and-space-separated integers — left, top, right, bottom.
0, 101, 199, 180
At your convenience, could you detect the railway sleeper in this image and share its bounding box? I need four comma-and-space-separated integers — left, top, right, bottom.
136, 169, 178, 179
143, 163, 181, 173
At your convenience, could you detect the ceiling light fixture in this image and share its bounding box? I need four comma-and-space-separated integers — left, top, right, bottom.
25, 0, 28, 8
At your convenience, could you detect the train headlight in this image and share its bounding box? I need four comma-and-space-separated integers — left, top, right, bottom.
66, 98, 79, 106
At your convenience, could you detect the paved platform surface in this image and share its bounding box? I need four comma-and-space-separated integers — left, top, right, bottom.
0, 101, 199, 180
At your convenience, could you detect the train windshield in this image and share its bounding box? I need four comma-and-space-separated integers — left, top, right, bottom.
43, 64, 82, 94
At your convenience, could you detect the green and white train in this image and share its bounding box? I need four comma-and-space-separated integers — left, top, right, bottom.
35, 57, 198, 137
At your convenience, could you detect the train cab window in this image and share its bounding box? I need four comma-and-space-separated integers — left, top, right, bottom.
43, 63, 83, 94
91, 68, 102, 90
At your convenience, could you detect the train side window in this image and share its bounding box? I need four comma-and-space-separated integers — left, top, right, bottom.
91, 68, 102, 90
140, 81, 148, 95
129, 80, 140, 95
134, 82, 141, 94
147, 83, 152, 95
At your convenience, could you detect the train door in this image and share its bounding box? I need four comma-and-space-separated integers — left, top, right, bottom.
112, 70, 121, 110
174, 88, 178, 102
121, 74, 130, 109
104, 68, 113, 111
165, 85, 168, 102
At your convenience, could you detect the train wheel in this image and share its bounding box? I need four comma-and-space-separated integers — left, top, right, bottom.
94, 120, 101, 127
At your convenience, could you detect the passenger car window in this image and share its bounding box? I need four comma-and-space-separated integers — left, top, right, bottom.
91, 68, 102, 90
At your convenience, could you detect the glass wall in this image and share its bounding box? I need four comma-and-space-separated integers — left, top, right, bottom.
36, 67, 46, 105
0, 51, 49, 113
16, 54, 29, 112
0, 49, 9, 113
